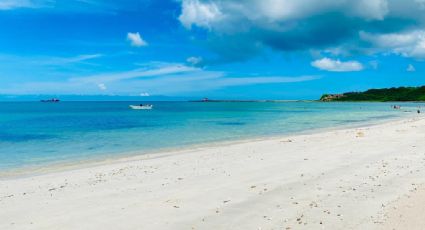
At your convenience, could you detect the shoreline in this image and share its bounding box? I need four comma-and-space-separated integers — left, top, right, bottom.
0, 113, 413, 179
1, 115, 425, 229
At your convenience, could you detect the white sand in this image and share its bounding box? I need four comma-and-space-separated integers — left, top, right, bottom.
1, 116, 425, 230
379, 187, 425, 230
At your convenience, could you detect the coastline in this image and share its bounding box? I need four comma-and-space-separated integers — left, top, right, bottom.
0, 112, 413, 179
1, 115, 425, 229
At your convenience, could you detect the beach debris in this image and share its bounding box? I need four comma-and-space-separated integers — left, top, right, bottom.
296, 214, 304, 224
309, 201, 318, 208
356, 131, 365, 137
281, 139, 293, 143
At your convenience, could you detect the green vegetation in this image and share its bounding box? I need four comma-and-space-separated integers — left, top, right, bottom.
320, 86, 425, 102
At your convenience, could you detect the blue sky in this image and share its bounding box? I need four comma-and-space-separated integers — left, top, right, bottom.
1, 0, 425, 100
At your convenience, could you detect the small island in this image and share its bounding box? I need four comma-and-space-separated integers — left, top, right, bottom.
321, 86, 425, 102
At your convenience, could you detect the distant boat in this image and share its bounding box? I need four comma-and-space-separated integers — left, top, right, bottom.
189, 98, 212, 102
129, 104, 153, 110
40, 98, 60, 103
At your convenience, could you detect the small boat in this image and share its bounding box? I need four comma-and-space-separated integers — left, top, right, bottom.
129, 104, 153, 110
41, 98, 60, 103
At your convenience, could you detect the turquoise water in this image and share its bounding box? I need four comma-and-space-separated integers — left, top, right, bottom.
0, 101, 422, 170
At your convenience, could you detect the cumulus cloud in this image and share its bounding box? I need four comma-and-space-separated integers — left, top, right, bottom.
186, 56, 203, 66
178, 0, 425, 62
140, 92, 150, 96
253, 0, 388, 21
179, 0, 222, 29
311, 58, 364, 72
407, 64, 416, 72
360, 30, 425, 59
127, 32, 148, 47
97, 83, 107, 90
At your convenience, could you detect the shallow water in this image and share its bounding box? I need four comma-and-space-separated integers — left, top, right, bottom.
0, 101, 422, 170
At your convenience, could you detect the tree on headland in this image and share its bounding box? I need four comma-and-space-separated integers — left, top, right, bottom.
320, 86, 425, 102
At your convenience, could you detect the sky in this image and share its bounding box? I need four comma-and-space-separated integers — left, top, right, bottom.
0, 0, 425, 100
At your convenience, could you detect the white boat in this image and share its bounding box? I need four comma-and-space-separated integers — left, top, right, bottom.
129, 104, 153, 110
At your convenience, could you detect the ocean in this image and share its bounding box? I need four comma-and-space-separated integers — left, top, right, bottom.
0, 101, 422, 170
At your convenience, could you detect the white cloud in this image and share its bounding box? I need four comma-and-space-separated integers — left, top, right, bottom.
106, 73, 320, 95
177, 0, 425, 62
140, 92, 150, 97
0, 0, 31, 9
311, 58, 364, 72
407, 64, 416, 72
254, 0, 388, 21
0, 0, 39, 10
178, 0, 222, 29
351, 0, 388, 20
74, 63, 198, 84
42, 54, 103, 65
1, 61, 320, 95
127, 32, 148, 47
360, 30, 425, 59
0, 53, 103, 69
97, 83, 107, 90
211, 75, 320, 88
186, 56, 203, 65
179, 0, 392, 32
67, 54, 102, 62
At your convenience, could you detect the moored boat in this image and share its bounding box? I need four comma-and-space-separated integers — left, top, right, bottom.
40, 98, 60, 103
129, 104, 153, 110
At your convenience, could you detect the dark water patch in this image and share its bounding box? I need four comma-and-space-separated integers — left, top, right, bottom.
216, 122, 246, 126
3, 115, 162, 131
339, 119, 365, 123
283, 109, 315, 113
301, 121, 314, 125
369, 115, 398, 119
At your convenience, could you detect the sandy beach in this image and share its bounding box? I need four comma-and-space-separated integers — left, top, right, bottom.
1, 116, 425, 230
